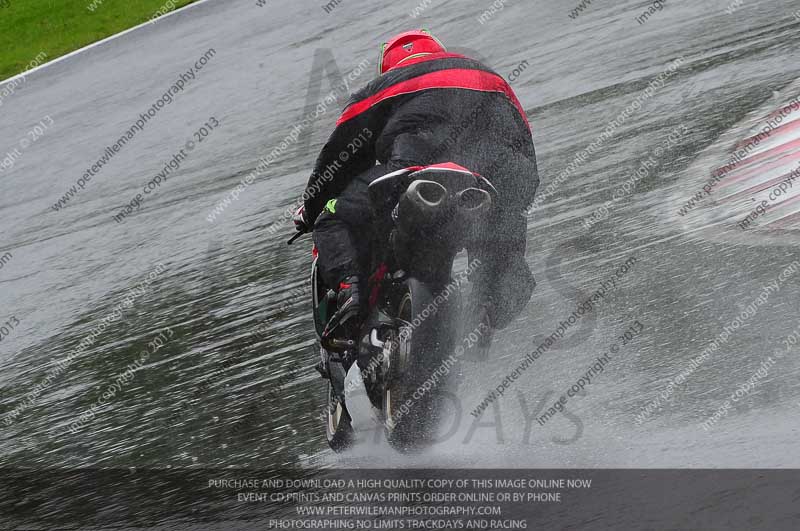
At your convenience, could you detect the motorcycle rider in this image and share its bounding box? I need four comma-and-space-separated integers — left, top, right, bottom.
293, 29, 538, 347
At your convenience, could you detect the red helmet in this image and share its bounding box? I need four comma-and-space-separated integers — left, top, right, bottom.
379, 29, 446, 74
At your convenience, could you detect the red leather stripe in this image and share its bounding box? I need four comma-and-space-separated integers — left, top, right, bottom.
336, 69, 530, 130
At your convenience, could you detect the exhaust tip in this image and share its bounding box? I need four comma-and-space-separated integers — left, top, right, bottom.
458, 188, 492, 211
411, 180, 447, 207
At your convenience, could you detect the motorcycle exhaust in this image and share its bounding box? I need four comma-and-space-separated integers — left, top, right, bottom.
456, 187, 492, 221
396, 180, 447, 225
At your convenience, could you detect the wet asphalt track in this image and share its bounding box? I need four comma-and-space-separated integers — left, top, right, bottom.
1, 0, 800, 527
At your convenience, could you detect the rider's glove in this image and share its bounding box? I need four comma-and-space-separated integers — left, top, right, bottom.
292, 205, 309, 233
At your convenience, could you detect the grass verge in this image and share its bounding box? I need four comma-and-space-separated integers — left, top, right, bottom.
0, 0, 199, 81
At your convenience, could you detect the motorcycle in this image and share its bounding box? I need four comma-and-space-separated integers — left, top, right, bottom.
289, 163, 496, 453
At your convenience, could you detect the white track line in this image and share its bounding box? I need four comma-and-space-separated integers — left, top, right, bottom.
0, 0, 215, 86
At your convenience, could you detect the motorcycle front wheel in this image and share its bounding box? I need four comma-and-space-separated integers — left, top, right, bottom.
324, 361, 354, 452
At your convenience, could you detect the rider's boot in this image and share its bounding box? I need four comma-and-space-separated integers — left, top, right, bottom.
317, 276, 366, 378
334, 276, 364, 327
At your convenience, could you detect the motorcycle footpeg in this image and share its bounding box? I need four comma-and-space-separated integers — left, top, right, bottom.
321, 337, 357, 353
